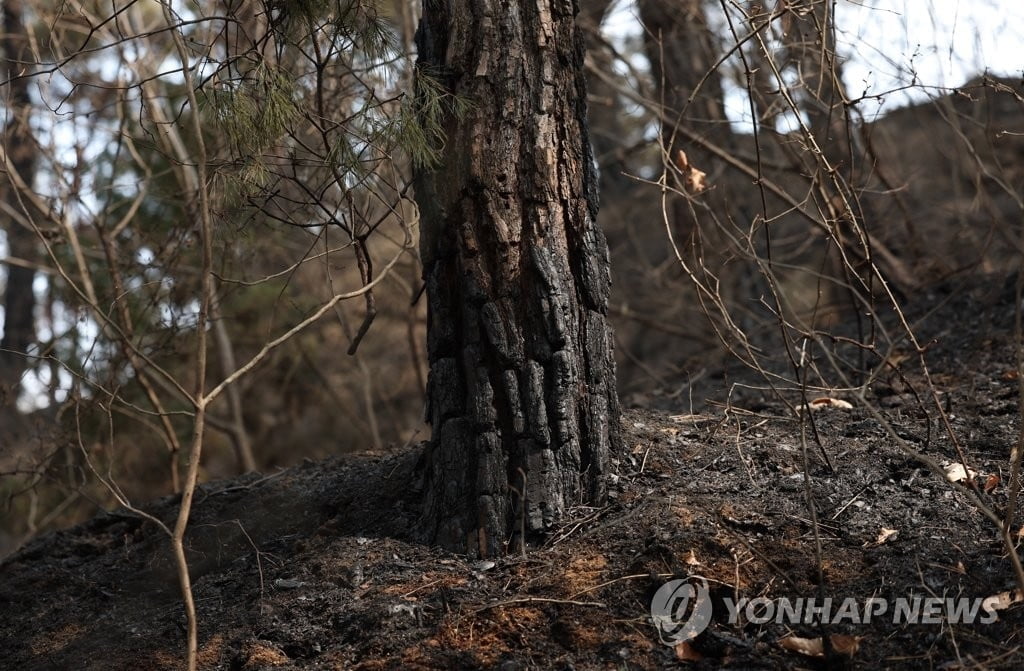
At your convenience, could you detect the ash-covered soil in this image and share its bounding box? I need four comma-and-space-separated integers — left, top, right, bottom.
2, 277, 1023, 670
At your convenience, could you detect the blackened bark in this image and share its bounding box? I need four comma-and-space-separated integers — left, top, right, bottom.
414, 0, 622, 557
0, 0, 38, 399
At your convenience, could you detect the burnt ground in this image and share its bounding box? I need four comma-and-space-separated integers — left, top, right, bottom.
3, 276, 1024, 670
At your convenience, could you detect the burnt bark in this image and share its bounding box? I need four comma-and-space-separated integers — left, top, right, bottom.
0, 0, 38, 400
414, 0, 621, 557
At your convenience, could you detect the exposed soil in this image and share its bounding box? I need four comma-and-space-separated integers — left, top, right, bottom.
2, 276, 1024, 670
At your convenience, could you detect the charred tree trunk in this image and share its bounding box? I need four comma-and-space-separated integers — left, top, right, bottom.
1, 0, 38, 401
414, 0, 622, 557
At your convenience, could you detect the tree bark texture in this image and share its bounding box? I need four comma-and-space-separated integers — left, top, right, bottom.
1, 0, 39, 399
414, 0, 621, 557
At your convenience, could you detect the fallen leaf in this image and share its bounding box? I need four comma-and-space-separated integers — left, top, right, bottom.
984, 474, 1000, 493
830, 635, 863, 656
982, 589, 1024, 614
779, 634, 861, 657
804, 397, 854, 412
674, 640, 703, 661
779, 635, 823, 657
944, 462, 978, 483
866, 527, 898, 547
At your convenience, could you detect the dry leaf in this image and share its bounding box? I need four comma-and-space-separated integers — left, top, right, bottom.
779, 634, 861, 658
674, 640, 703, 661
982, 589, 1024, 614
675, 150, 708, 193
944, 462, 978, 483
802, 397, 854, 412
780, 636, 824, 657
869, 527, 898, 546
984, 473, 1000, 493
830, 635, 862, 656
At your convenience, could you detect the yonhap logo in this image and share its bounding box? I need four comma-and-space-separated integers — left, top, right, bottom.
649, 576, 714, 643
649, 576, 1007, 645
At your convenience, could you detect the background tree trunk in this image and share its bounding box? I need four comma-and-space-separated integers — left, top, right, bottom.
639, 0, 733, 242
414, 0, 622, 557
639, 0, 729, 147
0, 0, 38, 402
578, 0, 631, 198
